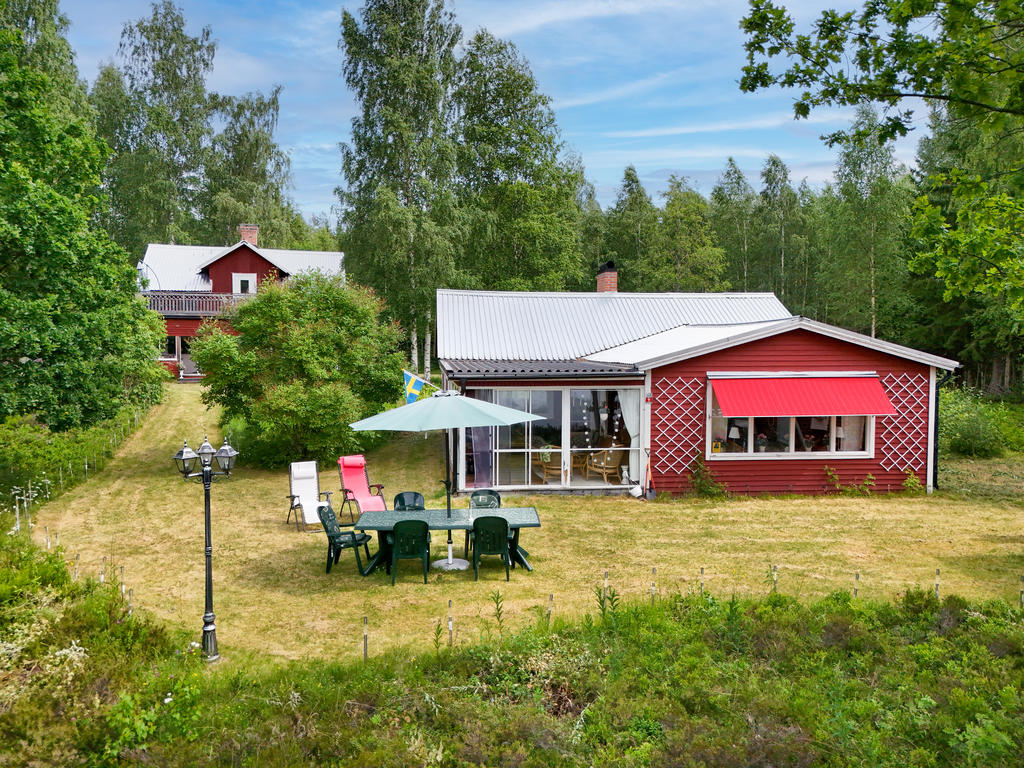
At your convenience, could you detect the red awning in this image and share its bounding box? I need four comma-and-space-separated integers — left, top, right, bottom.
711, 376, 896, 417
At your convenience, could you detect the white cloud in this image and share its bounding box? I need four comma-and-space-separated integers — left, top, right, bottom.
555, 66, 697, 108
462, 0, 695, 38
603, 108, 856, 138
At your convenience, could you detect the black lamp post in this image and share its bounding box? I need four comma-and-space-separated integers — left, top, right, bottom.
173, 435, 238, 662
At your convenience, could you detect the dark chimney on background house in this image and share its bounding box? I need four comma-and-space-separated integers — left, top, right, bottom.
597, 260, 618, 292
238, 223, 259, 247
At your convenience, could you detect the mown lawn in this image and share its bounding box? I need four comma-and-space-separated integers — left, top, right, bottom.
34, 383, 1024, 663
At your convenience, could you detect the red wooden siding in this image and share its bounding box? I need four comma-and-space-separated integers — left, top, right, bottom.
650, 329, 930, 495
165, 318, 203, 337
206, 245, 281, 293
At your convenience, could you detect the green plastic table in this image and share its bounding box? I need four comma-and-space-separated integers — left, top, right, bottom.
355, 507, 540, 576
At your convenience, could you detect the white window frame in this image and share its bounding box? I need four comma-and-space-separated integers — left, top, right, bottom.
704, 372, 877, 461
232, 272, 257, 294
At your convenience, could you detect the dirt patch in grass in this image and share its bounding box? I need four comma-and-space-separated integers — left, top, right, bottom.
33, 383, 1024, 663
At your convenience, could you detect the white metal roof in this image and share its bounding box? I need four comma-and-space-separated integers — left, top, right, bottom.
436, 290, 793, 360
140, 242, 344, 292
585, 316, 959, 371
585, 321, 787, 364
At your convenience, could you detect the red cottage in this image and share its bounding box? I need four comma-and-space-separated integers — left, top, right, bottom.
436, 265, 957, 496
140, 225, 344, 377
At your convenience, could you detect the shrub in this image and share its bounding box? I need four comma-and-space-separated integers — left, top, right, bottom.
939, 387, 1004, 457
191, 273, 405, 467
688, 456, 728, 498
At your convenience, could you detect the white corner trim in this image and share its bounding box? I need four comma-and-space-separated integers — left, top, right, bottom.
926, 366, 936, 493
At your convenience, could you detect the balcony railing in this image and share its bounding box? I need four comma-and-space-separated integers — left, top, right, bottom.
144, 291, 248, 316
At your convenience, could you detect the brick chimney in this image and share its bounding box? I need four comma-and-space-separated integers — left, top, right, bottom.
238, 223, 259, 247
596, 260, 618, 292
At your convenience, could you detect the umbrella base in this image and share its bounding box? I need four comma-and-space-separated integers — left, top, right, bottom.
432, 557, 469, 571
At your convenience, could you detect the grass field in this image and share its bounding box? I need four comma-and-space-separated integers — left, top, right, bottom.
34, 382, 1024, 664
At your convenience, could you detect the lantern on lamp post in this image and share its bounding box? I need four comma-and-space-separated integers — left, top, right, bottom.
172, 435, 238, 662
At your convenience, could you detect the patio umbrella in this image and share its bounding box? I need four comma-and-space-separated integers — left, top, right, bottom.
350, 389, 540, 569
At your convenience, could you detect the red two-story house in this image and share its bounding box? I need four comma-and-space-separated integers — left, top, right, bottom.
140, 224, 344, 377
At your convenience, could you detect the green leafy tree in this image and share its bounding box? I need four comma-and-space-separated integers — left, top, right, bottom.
339, 0, 461, 374
574, 175, 608, 290
0, 0, 89, 118
90, 0, 216, 255
710, 158, 758, 291
604, 166, 660, 291
645, 175, 728, 292
828, 107, 915, 338
908, 107, 1023, 389
0, 29, 165, 429
739, 0, 1024, 315
189, 272, 404, 466
740, 0, 1024, 144
454, 30, 584, 291
755, 154, 800, 301
817, 107, 916, 338
89, 1, 301, 258
195, 87, 301, 248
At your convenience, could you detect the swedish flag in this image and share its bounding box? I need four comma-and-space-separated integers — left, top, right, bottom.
404, 370, 427, 404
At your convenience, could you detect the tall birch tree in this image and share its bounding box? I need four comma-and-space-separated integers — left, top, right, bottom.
338, 0, 461, 374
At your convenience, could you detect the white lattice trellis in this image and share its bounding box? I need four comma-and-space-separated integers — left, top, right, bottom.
879, 372, 929, 472
651, 376, 705, 474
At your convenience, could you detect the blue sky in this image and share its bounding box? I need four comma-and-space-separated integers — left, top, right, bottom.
61, 0, 924, 223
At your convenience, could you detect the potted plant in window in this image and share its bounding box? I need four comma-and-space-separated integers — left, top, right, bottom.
755, 433, 768, 452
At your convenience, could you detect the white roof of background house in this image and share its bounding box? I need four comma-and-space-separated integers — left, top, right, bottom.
139, 242, 344, 292
436, 289, 793, 361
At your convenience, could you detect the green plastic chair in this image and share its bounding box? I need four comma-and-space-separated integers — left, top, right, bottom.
471, 516, 509, 581
388, 519, 430, 585
465, 489, 501, 556
393, 491, 425, 511
317, 502, 372, 574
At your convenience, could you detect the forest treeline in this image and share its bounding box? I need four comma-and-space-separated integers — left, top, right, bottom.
2, 0, 1021, 434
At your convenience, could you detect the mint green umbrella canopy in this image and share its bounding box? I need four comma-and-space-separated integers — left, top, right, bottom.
350, 390, 541, 432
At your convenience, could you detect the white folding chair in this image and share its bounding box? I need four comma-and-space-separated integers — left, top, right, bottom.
286, 461, 332, 532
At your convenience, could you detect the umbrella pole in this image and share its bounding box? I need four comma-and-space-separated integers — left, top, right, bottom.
433, 426, 468, 570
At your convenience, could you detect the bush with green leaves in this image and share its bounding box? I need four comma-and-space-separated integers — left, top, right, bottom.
190, 272, 405, 467
939, 387, 1022, 457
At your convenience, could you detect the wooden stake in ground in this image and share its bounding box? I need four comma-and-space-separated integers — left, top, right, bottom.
447, 599, 453, 647
854, 571, 859, 598
651, 567, 657, 604
100, 555, 106, 584
547, 593, 553, 625
935, 568, 940, 600
699, 566, 704, 595
363, 616, 368, 662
